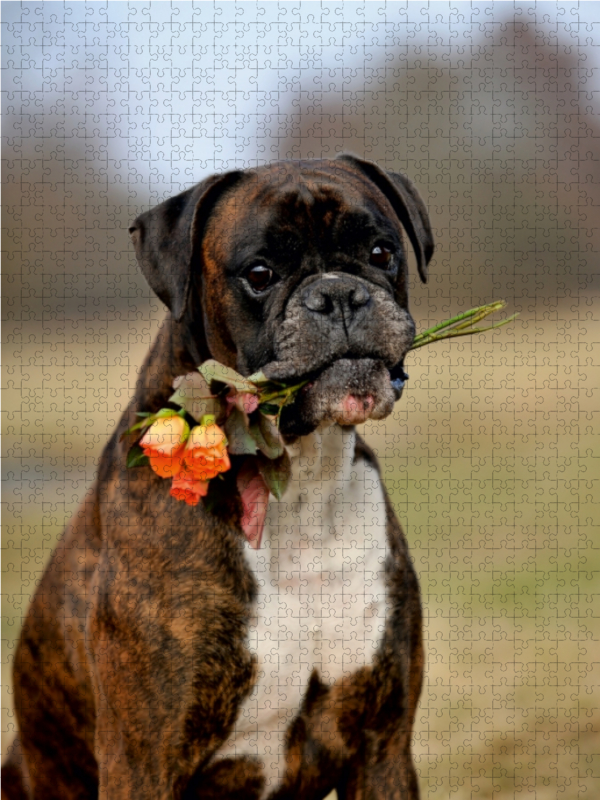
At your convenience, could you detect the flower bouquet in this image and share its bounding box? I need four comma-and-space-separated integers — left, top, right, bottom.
123, 301, 517, 547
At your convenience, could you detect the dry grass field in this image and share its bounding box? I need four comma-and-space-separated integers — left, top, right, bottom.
3, 306, 598, 798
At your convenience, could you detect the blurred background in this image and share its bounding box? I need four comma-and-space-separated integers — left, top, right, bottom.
2, 2, 599, 797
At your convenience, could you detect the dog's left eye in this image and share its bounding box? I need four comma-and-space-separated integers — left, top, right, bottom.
369, 244, 394, 269
245, 265, 277, 293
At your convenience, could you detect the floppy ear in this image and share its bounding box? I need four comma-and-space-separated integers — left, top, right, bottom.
129, 171, 245, 320
336, 154, 434, 283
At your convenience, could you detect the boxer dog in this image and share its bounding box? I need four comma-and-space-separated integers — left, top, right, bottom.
3, 155, 434, 800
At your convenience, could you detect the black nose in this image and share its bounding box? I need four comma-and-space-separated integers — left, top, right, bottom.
301, 276, 371, 318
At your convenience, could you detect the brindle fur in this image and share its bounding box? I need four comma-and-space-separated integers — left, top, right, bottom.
4, 156, 432, 800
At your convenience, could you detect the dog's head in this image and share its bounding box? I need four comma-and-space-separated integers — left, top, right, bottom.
129, 156, 434, 436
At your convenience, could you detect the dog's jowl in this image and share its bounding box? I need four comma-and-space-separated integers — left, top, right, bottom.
4, 156, 434, 800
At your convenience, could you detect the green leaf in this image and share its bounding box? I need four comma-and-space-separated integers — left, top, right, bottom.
247, 370, 286, 388
169, 388, 222, 423
169, 372, 223, 422
155, 408, 182, 419
121, 408, 184, 441
126, 444, 150, 469
258, 402, 280, 416
198, 360, 258, 394
122, 412, 162, 439
224, 407, 258, 455
249, 413, 285, 459
172, 371, 214, 397
121, 418, 152, 439
257, 450, 291, 501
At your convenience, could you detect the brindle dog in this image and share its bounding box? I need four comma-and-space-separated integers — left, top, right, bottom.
3, 155, 434, 800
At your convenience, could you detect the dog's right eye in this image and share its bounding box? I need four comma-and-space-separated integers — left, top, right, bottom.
245, 265, 276, 293
369, 243, 395, 269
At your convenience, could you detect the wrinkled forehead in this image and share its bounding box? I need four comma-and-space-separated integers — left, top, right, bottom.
205, 163, 399, 260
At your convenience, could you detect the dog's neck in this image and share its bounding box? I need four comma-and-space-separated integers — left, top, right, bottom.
133, 316, 211, 411
285, 420, 357, 494
262, 420, 363, 552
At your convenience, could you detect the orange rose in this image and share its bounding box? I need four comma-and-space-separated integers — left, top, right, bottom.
170, 467, 209, 506
183, 421, 231, 481
140, 415, 189, 478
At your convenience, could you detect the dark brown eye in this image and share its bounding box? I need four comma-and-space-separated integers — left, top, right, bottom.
369, 244, 394, 269
245, 265, 275, 292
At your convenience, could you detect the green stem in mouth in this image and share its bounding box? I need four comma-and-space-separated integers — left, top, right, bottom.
259, 379, 311, 405
253, 301, 517, 411
410, 301, 517, 350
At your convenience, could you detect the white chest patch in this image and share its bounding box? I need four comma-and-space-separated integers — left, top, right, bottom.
217, 422, 389, 795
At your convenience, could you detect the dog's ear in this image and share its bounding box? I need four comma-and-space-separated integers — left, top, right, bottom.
336, 154, 434, 283
129, 171, 244, 321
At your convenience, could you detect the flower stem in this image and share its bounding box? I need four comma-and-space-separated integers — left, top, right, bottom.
410, 301, 517, 350
259, 380, 310, 405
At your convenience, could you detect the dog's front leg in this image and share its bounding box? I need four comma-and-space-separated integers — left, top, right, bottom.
86, 489, 257, 799
336, 685, 422, 800
342, 498, 424, 800
343, 746, 421, 800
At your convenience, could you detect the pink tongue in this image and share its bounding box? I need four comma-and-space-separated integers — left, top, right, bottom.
237, 464, 270, 549
334, 394, 375, 425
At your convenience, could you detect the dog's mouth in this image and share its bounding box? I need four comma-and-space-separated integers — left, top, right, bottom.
297, 359, 408, 411
263, 356, 409, 435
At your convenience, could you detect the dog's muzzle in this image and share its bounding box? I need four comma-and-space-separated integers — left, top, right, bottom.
301, 272, 371, 324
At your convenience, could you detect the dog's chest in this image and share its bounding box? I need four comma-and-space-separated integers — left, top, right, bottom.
218, 422, 388, 793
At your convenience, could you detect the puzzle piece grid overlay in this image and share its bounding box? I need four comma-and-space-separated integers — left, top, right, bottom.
2, 3, 599, 798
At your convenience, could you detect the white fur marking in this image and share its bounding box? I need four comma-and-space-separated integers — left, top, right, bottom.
217, 422, 388, 795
